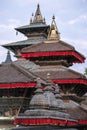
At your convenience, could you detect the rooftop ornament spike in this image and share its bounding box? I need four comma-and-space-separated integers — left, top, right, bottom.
44, 73, 54, 92
35, 77, 43, 94
4, 50, 12, 63
29, 13, 34, 24
31, 4, 45, 24
55, 84, 66, 111
46, 73, 52, 85
45, 15, 60, 43
55, 84, 62, 99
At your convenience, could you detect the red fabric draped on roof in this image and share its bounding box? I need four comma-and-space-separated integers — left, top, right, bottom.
0, 79, 87, 89
21, 51, 85, 63
14, 118, 78, 126
52, 79, 87, 85
78, 120, 87, 125
0, 82, 36, 89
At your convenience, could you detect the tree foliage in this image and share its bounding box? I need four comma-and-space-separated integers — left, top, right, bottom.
84, 68, 87, 75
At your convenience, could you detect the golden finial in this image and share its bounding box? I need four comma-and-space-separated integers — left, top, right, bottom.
45, 15, 60, 43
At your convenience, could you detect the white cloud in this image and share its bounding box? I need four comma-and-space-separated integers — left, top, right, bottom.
66, 37, 87, 73
68, 15, 87, 25
60, 36, 87, 73
73, 39, 87, 49
8, 19, 20, 25
71, 61, 87, 74
0, 24, 14, 31
12, 0, 41, 7
62, 37, 87, 57
0, 19, 20, 33
0, 18, 24, 44
82, 0, 86, 2
0, 40, 15, 45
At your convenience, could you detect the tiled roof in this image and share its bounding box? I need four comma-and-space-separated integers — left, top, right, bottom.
15, 24, 50, 35
32, 65, 86, 80
0, 62, 36, 84
64, 100, 87, 120
15, 23, 49, 30
2, 37, 45, 47
22, 40, 75, 53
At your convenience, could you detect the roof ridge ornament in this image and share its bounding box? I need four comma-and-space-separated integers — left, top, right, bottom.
30, 4, 45, 24
45, 15, 60, 43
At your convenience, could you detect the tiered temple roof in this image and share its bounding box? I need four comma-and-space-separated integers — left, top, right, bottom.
31, 65, 87, 96
2, 4, 50, 55
21, 16, 85, 65
0, 4, 87, 130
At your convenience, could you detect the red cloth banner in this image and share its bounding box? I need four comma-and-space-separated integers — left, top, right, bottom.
0, 78, 87, 89
52, 79, 87, 85
0, 82, 36, 89
14, 118, 78, 126
78, 120, 87, 125
21, 51, 85, 63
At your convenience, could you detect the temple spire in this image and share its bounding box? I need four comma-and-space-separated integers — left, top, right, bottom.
32, 4, 45, 24
4, 50, 12, 63
44, 73, 54, 92
35, 78, 43, 94
45, 15, 60, 43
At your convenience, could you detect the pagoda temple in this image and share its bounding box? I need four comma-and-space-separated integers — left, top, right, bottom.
0, 4, 87, 130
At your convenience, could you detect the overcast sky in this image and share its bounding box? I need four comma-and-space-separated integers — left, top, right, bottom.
0, 0, 87, 74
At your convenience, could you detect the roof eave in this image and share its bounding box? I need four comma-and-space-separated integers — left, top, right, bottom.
21, 50, 85, 63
